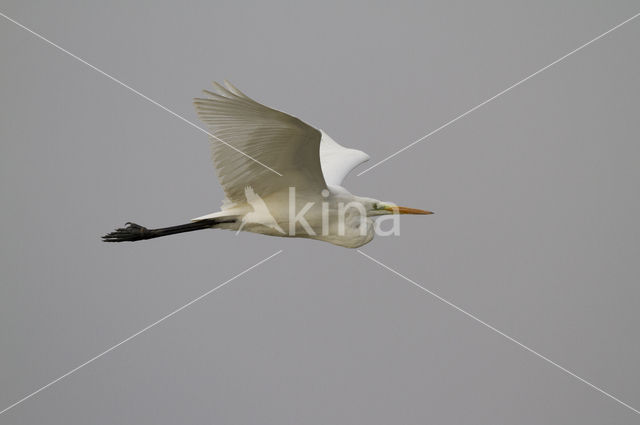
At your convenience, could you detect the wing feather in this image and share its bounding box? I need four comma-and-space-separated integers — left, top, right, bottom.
319, 131, 370, 186
194, 82, 327, 204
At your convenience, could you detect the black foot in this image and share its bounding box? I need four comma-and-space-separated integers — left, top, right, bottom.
102, 222, 151, 242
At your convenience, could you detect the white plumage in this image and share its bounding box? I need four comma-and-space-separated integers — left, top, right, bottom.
318, 130, 370, 187
103, 81, 432, 248
190, 81, 432, 248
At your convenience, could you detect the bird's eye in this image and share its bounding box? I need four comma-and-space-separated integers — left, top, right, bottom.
373, 203, 378, 210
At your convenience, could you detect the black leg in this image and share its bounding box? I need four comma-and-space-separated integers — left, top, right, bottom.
102, 218, 236, 242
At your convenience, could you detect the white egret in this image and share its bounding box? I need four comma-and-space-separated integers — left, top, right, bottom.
103, 81, 432, 248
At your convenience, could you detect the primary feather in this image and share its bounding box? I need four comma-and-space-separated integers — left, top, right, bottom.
193, 81, 369, 204
194, 81, 326, 204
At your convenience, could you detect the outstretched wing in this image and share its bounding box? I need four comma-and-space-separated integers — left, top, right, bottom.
194, 81, 327, 203
319, 130, 370, 186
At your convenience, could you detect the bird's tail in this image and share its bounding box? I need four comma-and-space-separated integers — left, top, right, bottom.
102, 217, 237, 242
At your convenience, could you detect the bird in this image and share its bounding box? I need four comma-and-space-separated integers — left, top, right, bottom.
102, 81, 433, 248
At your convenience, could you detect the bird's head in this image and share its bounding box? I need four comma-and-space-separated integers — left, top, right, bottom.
363, 198, 434, 217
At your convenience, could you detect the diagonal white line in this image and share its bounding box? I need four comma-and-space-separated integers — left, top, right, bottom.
357, 11, 640, 176
0, 11, 283, 177
357, 249, 640, 416
0, 250, 283, 416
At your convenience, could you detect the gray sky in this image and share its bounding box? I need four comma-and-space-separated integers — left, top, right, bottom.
1, 1, 639, 424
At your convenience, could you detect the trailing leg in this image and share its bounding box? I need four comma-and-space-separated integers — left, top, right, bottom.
102, 218, 237, 242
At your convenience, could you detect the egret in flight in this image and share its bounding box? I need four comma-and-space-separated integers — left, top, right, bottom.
103, 81, 432, 248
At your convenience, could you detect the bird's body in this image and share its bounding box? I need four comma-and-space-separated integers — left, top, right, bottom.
103, 81, 432, 248
195, 183, 377, 248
